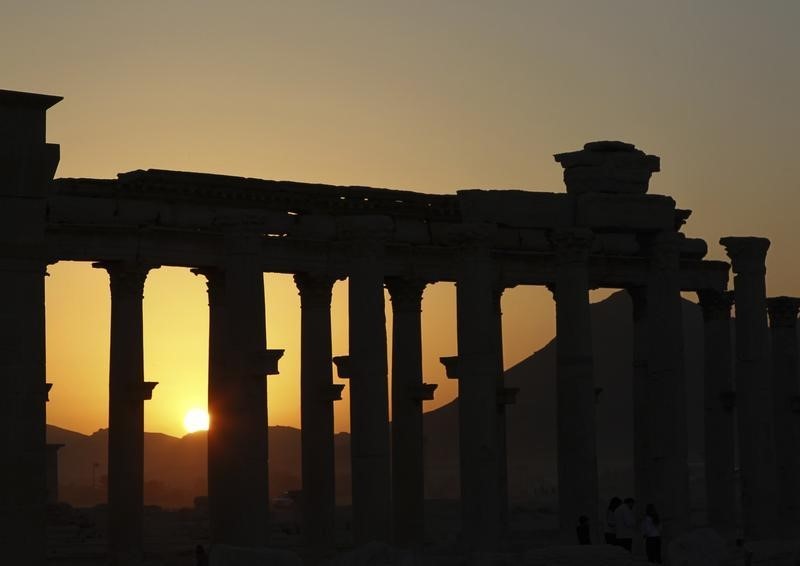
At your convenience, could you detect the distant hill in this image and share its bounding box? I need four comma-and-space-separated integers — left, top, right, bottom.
51, 291, 770, 509
422, 290, 706, 500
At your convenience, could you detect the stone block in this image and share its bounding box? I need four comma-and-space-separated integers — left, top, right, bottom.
393, 218, 430, 244
290, 214, 337, 240
457, 189, 573, 228
47, 195, 117, 225
576, 193, 675, 231
554, 140, 660, 195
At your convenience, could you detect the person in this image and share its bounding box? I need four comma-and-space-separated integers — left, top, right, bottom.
641, 503, 661, 563
613, 497, 635, 552
576, 515, 591, 545
605, 496, 621, 544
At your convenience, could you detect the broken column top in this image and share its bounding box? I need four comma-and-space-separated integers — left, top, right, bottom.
554, 141, 660, 195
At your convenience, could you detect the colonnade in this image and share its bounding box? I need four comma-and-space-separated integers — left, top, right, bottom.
4, 90, 800, 566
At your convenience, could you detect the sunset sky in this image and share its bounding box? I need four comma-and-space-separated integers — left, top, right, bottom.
3, 1, 799, 437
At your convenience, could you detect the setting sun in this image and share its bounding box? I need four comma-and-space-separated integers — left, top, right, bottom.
183, 408, 209, 433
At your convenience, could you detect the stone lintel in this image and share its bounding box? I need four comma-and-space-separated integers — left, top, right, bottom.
767, 296, 800, 328
336, 215, 393, 241
720, 236, 770, 274
410, 383, 437, 402
551, 228, 594, 264
332, 355, 351, 379
439, 356, 459, 380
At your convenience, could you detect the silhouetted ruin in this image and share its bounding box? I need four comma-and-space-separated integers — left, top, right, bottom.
2, 90, 798, 565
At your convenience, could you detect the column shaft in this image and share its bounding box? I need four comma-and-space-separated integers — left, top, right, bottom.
296, 273, 338, 556
100, 261, 155, 564
645, 233, 689, 538
455, 240, 501, 550
698, 290, 736, 534
492, 288, 510, 534
0, 259, 48, 564
551, 230, 599, 540
221, 233, 271, 546
767, 297, 800, 527
628, 287, 651, 512
387, 277, 429, 546
721, 237, 777, 539
348, 241, 391, 544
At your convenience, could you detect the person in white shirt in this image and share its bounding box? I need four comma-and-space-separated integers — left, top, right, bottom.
613, 497, 636, 551
605, 496, 621, 544
641, 503, 661, 563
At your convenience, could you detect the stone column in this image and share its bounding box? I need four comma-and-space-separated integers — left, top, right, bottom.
343, 217, 392, 544
551, 229, 599, 540
295, 273, 342, 557
627, 286, 651, 513
45, 443, 64, 505
721, 237, 776, 539
0, 89, 61, 566
492, 286, 516, 534
697, 289, 737, 534
210, 229, 282, 547
94, 261, 158, 565
191, 267, 233, 546
386, 277, 436, 546
767, 296, 800, 527
455, 229, 501, 550
646, 232, 689, 539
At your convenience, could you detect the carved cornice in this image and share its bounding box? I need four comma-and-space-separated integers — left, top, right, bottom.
720, 236, 770, 276
697, 289, 734, 321
767, 296, 800, 328
294, 272, 335, 309
385, 276, 427, 313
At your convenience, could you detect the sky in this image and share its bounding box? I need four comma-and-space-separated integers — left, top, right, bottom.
2, 1, 799, 437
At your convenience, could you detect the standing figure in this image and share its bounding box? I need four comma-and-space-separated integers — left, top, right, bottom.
614, 497, 636, 552
641, 503, 661, 563
604, 497, 621, 544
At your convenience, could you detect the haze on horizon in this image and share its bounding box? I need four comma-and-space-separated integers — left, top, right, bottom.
3, 0, 798, 437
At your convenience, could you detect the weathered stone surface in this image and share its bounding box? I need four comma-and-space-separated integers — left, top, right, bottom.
554, 141, 660, 195
457, 189, 573, 228
576, 193, 675, 231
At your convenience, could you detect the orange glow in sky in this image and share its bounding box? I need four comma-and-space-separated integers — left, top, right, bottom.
4, 1, 796, 437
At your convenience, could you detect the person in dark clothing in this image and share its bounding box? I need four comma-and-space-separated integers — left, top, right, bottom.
576, 515, 591, 545
604, 496, 622, 544
641, 503, 661, 563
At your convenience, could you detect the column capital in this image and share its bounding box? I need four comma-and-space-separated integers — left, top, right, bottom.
294, 272, 336, 309
191, 267, 225, 306
767, 296, 800, 328
332, 355, 351, 379
697, 289, 734, 321
439, 356, 459, 380
385, 277, 427, 313
550, 228, 594, 264
93, 261, 156, 298
720, 236, 770, 275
